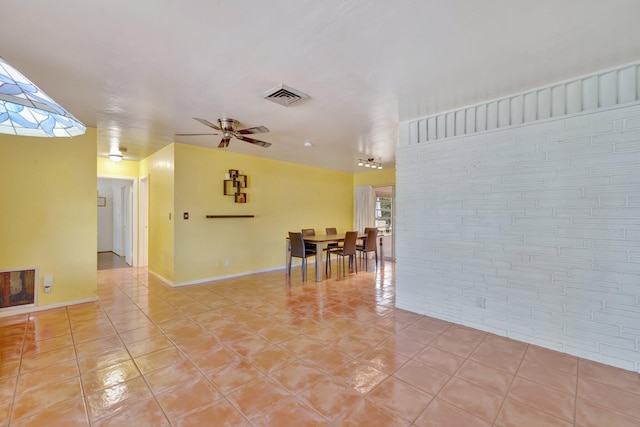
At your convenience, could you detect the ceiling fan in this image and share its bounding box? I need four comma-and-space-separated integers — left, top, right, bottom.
176, 118, 271, 148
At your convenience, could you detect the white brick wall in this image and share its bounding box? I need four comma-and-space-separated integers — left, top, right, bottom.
396, 103, 640, 373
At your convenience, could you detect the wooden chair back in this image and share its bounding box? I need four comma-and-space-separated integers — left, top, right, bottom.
289, 232, 307, 257
365, 228, 377, 251
301, 228, 315, 236
342, 231, 358, 256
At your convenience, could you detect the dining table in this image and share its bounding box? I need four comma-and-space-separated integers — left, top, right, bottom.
285, 232, 381, 282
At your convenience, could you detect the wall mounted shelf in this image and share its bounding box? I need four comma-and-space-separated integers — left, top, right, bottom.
224, 169, 247, 203
205, 215, 255, 218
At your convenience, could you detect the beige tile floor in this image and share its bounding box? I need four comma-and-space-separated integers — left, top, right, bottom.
97, 252, 130, 271
1, 260, 640, 426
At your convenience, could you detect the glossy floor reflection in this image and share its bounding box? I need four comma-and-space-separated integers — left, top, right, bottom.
1, 261, 639, 426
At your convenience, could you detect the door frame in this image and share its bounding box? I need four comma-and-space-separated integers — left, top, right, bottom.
98, 175, 138, 267
139, 175, 149, 267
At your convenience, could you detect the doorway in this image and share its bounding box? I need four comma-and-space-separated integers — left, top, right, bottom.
97, 177, 133, 269
374, 186, 395, 260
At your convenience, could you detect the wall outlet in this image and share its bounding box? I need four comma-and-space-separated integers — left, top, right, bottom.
225, 259, 230, 267
476, 296, 485, 309
43, 275, 53, 293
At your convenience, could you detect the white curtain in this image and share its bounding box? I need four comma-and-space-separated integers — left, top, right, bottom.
354, 185, 375, 232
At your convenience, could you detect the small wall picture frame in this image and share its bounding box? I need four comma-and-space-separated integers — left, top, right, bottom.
235, 193, 247, 203
97, 196, 106, 207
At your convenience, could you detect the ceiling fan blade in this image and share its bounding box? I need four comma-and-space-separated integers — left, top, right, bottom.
175, 133, 218, 136
194, 117, 222, 130
237, 126, 269, 135
236, 134, 272, 148
218, 137, 231, 148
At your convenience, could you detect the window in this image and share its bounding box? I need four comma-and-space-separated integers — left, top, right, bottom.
375, 196, 392, 233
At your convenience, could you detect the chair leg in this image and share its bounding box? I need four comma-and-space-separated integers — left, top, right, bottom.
325, 252, 328, 275
302, 258, 306, 281
326, 251, 331, 276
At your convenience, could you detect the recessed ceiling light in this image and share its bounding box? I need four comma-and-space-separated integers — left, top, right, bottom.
303, 141, 313, 147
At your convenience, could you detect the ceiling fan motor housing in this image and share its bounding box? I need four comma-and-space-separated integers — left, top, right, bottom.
219, 118, 239, 132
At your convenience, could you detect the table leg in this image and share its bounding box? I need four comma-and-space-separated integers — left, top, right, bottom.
315, 241, 327, 282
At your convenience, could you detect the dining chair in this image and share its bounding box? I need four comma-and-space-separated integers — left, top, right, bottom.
329, 231, 358, 278
357, 227, 378, 271
301, 228, 316, 252
288, 232, 316, 281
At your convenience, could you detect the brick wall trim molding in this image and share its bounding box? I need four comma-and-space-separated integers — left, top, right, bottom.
402, 61, 640, 146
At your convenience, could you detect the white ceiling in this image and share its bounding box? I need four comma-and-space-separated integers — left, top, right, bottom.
3, 0, 640, 171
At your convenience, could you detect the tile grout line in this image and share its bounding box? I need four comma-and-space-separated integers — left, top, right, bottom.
64, 305, 92, 427
390, 323, 485, 426
113, 270, 174, 427
574, 358, 581, 427
6, 314, 29, 427
433, 325, 495, 425
489, 340, 529, 427
83, 270, 162, 426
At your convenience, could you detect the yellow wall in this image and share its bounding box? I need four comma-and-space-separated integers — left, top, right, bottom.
354, 168, 395, 187
140, 145, 175, 282
97, 157, 139, 177
0, 129, 98, 306
0, 125, 387, 308
173, 143, 353, 283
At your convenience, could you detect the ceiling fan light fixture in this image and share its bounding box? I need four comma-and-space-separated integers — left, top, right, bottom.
357, 157, 382, 169
109, 152, 123, 162
0, 57, 86, 137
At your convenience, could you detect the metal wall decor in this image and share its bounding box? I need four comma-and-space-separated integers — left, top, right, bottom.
223, 169, 247, 203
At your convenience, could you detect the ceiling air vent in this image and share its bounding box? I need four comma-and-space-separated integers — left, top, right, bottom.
263, 84, 309, 107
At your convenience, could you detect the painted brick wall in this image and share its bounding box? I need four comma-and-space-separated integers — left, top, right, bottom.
396, 104, 640, 372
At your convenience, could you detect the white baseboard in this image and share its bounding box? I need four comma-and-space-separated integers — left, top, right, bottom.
149, 265, 287, 287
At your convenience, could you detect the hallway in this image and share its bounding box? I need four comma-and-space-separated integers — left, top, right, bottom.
97, 252, 130, 271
